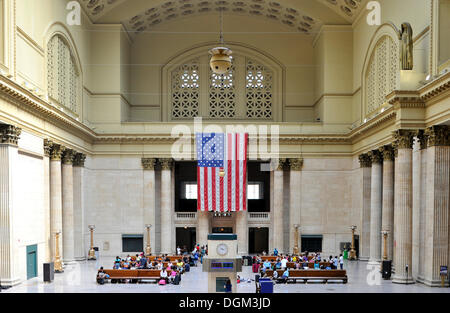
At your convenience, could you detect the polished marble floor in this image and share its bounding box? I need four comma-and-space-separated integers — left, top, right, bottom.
4, 258, 450, 293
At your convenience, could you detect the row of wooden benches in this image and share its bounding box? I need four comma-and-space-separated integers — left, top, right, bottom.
258, 262, 334, 269
100, 269, 174, 282
258, 256, 315, 262
262, 269, 348, 284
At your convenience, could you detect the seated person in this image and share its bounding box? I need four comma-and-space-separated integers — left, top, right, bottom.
280, 269, 289, 283
160, 268, 169, 283
314, 261, 320, 270
96, 267, 110, 285
272, 269, 279, 280
280, 258, 288, 269
122, 260, 130, 269
263, 260, 272, 269
169, 269, 178, 284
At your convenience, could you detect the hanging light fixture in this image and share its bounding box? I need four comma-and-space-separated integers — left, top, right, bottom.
209, 8, 232, 75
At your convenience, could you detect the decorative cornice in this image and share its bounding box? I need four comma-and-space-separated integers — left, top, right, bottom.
43, 139, 53, 157
368, 150, 382, 164
393, 129, 415, 149
142, 158, 156, 170
379, 145, 394, 161
159, 158, 173, 170
358, 153, 372, 168
288, 158, 304, 171
424, 125, 450, 147
50, 144, 66, 161
0, 124, 21, 146
73, 153, 86, 167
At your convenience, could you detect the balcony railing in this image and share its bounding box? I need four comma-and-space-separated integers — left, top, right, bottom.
248, 212, 270, 223
174, 212, 197, 223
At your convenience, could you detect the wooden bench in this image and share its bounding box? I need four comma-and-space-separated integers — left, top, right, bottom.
100, 269, 173, 283
264, 269, 347, 284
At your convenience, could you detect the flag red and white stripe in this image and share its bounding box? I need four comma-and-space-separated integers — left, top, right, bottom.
197, 133, 248, 212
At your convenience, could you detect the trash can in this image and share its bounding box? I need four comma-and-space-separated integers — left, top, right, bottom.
94, 247, 99, 260
260, 278, 273, 293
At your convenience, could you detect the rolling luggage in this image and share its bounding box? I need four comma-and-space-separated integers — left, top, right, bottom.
252, 263, 260, 273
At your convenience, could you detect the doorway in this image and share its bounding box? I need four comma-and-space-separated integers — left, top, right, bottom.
176, 227, 196, 253
249, 227, 269, 254
26, 244, 38, 280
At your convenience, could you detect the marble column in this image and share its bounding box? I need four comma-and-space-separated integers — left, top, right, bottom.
142, 158, 156, 254
43, 139, 52, 263
272, 159, 285, 254
73, 153, 86, 261
160, 158, 173, 254
358, 153, 372, 261
50, 144, 65, 261
380, 145, 394, 261
289, 158, 303, 254
62, 149, 75, 263
412, 132, 423, 280
236, 211, 248, 255
423, 126, 450, 286
392, 130, 414, 284
197, 211, 210, 247
0, 125, 21, 286
368, 150, 383, 265
418, 132, 428, 282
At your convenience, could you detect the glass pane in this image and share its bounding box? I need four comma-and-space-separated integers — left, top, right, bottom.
185, 183, 197, 199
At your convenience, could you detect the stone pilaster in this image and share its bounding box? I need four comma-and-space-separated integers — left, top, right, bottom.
43, 139, 53, 263
236, 210, 248, 255
50, 144, 65, 262
73, 153, 86, 261
418, 132, 428, 282
288, 158, 303, 253
423, 125, 450, 286
392, 130, 415, 284
359, 153, 372, 260
62, 149, 75, 263
272, 158, 285, 254
380, 145, 394, 261
142, 158, 156, 254
368, 150, 383, 265
197, 211, 210, 248
0, 125, 21, 286
159, 158, 173, 254
412, 131, 424, 280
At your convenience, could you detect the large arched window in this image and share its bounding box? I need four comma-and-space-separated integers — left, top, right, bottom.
47, 35, 80, 114
167, 50, 278, 121
365, 35, 398, 115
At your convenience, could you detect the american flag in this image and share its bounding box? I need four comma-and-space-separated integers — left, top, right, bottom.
196, 133, 248, 212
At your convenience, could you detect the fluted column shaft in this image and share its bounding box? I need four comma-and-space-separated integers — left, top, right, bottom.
50, 144, 65, 261
236, 211, 248, 255
393, 130, 414, 284
369, 151, 383, 264
62, 150, 75, 263
380, 146, 394, 261
0, 124, 21, 286
142, 158, 156, 254
423, 126, 450, 286
289, 158, 303, 253
359, 154, 372, 261
272, 159, 285, 254
43, 140, 52, 263
73, 153, 86, 261
160, 159, 173, 254
412, 135, 422, 280
418, 140, 427, 281
197, 211, 209, 247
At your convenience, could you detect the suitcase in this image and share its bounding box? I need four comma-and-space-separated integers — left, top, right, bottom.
252, 263, 260, 273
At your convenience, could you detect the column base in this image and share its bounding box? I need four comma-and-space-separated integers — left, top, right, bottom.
368, 260, 381, 266
392, 276, 415, 284
422, 278, 450, 287
74, 256, 86, 261
0, 277, 21, 287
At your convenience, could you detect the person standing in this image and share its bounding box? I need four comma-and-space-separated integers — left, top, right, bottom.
339, 254, 344, 270
224, 279, 232, 293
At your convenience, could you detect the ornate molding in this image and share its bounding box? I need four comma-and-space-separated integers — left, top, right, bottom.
393, 129, 415, 149
44, 139, 53, 157
379, 145, 394, 161
50, 144, 66, 161
424, 125, 450, 147
368, 150, 382, 164
73, 153, 86, 167
358, 153, 372, 168
142, 158, 156, 170
0, 124, 21, 146
159, 158, 173, 170
288, 158, 304, 171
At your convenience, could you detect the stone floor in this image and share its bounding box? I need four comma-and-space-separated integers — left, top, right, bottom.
4, 258, 450, 293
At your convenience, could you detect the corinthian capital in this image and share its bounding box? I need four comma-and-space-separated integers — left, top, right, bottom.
424, 125, 450, 147
358, 153, 372, 168
368, 150, 382, 164
50, 144, 66, 161
44, 139, 54, 157
379, 145, 394, 161
62, 149, 76, 165
275, 158, 286, 171
73, 153, 86, 167
159, 158, 173, 170
288, 158, 304, 171
142, 158, 156, 170
393, 130, 414, 149
0, 124, 21, 146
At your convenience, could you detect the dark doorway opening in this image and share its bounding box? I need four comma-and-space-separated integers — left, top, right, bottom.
301, 235, 323, 253
249, 227, 269, 254
212, 227, 233, 234
176, 227, 196, 252
355, 235, 360, 258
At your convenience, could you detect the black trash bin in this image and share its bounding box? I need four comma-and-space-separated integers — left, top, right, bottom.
382, 260, 392, 279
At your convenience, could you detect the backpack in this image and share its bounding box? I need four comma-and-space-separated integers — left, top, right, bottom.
159, 279, 166, 285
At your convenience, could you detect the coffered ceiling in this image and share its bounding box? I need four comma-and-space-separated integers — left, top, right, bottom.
80, 0, 367, 36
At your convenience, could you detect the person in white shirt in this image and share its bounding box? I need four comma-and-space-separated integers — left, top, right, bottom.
177, 246, 181, 255
157, 262, 163, 270
339, 254, 344, 270
280, 258, 288, 269
160, 268, 168, 283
